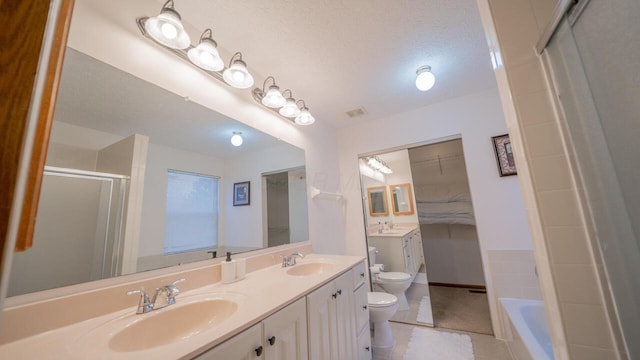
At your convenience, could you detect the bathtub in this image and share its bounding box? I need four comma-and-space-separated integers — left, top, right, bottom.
499, 298, 554, 360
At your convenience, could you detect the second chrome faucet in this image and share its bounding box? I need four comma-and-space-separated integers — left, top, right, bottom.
281, 252, 305, 267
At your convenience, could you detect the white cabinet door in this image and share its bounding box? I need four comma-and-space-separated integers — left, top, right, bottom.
195, 323, 263, 360
263, 297, 308, 360
307, 280, 338, 360
357, 325, 373, 360
354, 282, 369, 334
335, 270, 357, 360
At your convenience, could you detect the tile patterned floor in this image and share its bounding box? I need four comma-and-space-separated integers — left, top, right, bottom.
386, 321, 513, 360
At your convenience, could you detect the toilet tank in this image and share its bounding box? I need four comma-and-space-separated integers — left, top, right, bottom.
368, 246, 377, 265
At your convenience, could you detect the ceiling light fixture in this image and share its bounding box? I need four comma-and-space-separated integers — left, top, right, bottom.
259, 76, 286, 108
230, 132, 243, 146
187, 29, 224, 71
366, 156, 393, 174
137, 3, 313, 125
143, 0, 191, 49
415, 65, 436, 91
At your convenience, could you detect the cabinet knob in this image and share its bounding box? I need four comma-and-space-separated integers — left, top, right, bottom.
337, 289, 342, 295
365, 346, 370, 351
255, 345, 263, 356
267, 335, 276, 345
332, 293, 337, 299
363, 305, 368, 310
360, 272, 365, 277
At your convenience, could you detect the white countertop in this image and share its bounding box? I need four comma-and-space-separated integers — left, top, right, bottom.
0, 253, 364, 359
367, 224, 418, 238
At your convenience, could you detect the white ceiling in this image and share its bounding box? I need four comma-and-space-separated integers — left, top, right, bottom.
168, 0, 498, 128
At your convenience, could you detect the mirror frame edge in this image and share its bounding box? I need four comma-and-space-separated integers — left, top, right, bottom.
0, 0, 75, 296
390, 182, 415, 216
367, 186, 389, 217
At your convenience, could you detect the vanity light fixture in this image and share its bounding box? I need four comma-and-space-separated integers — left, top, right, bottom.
252, 81, 315, 125
230, 132, 243, 147
294, 100, 315, 126
415, 65, 436, 91
187, 29, 224, 71
223, 52, 254, 89
278, 90, 301, 118
144, 0, 191, 49
137, 2, 313, 125
259, 77, 287, 108
367, 156, 393, 174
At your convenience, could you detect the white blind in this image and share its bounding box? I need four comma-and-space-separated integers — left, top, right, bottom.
164, 170, 219, 254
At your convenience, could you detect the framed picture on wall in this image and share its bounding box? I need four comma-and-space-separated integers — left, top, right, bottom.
233, 181, 250, 206
492, 134, 517, 177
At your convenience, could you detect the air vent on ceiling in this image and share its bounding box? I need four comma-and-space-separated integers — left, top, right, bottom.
345, 107, 367, 118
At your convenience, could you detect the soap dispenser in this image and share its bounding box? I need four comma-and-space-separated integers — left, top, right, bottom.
221, 252, 236, 284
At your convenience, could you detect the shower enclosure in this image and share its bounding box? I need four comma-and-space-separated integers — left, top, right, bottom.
8, 166, 129, 296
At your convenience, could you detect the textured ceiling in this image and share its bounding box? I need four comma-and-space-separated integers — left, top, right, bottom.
169, 0, 498, 128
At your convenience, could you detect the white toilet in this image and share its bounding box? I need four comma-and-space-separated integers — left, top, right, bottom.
368, 247, 413, 311
368, 292, 399, 351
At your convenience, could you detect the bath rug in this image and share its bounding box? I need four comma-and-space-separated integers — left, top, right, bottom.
403, 327, 474, 360
416, 296, 433, 324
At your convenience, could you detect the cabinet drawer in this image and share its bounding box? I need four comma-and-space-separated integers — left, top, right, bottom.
357, 326, 372, 360
354, 282, 369, 333
352, 261, 366, 289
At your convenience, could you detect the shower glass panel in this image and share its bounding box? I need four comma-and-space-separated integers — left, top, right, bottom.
543, 0, 639, 355
7, 168, 128, 296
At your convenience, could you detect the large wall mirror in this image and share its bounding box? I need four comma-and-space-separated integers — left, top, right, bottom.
7, 48, 309, 297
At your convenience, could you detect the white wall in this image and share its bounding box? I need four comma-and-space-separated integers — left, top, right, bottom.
339, 89, 532, 256
224, 144, 305, 249
338, 88, 534, 333
68, 0, 346, 255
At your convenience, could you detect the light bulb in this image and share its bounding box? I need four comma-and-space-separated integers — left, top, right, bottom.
188, 37, 224, 71
262, 85, 286, 108
231, 132, 243, 146
144, 4, 191, 49
223, 57, 254, 88
295, 108, 315, 125
279, 99, 301, 118
415, 65, 436, 91
161, 23, 177, 39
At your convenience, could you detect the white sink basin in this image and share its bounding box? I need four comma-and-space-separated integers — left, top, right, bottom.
109, 298, 237, 352
286, 262, 334, 276
74, 293, 245, 354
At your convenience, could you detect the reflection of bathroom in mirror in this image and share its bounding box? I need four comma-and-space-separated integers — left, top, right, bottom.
367, 186, 389, 217
390, 183, 415, 216
7, 49, 309, 297
360, 140, 492, 335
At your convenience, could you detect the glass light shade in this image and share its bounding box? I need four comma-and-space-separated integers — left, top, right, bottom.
230, 133, 243, 146
144, 9, 191, 49
415, 66, 436, 91
279, 99, 301, 118
223, 60, 254, 88
188, 39, 224, 71
295, 108, 315, 126
261, 85, 286, 108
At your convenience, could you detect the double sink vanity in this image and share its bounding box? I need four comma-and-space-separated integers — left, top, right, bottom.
0, 246, 369, 359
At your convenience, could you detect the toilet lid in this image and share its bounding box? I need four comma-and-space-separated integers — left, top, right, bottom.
368, 292, 398, 307
378, 272, 411, 281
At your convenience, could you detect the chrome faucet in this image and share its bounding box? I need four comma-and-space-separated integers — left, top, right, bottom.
127, 289, 153, 314
281, 252, 305, 267
127, 278, 185, 314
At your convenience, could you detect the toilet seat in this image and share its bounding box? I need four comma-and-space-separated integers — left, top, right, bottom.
368, 292, 398, 307
377, 272, 411, 282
